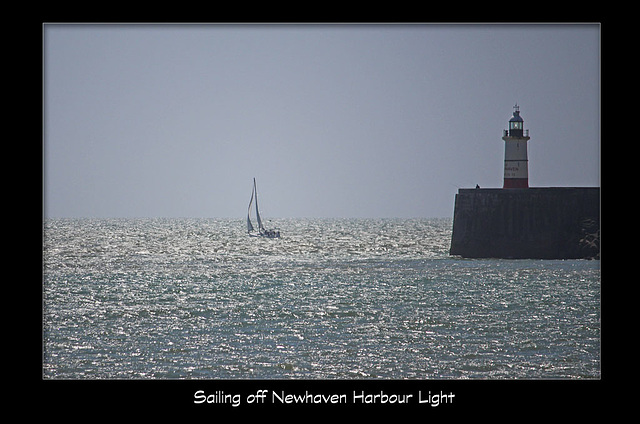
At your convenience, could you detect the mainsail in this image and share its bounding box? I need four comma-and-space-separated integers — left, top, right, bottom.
253, 178, 265, 232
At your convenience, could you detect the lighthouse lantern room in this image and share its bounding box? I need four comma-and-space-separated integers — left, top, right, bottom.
502, 104, 530, 188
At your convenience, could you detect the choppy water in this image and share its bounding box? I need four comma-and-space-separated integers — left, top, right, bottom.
43, 218, 600, 379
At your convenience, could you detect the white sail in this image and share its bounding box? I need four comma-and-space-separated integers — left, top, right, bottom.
254, 178, 265, 232
247, 181, 255, 233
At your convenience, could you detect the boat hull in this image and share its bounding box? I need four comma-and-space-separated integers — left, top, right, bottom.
248, 231, 280, 238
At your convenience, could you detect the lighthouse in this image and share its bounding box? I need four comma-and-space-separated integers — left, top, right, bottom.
502, 104, 530, 188
450, 104, 599, 259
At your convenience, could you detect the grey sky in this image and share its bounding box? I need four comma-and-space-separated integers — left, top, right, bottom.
43, 24, 600, 218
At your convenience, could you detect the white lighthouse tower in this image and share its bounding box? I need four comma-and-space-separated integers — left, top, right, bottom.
502, 104, 530, 188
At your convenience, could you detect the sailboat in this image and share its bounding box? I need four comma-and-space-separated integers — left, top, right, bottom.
247, 178, 280, 238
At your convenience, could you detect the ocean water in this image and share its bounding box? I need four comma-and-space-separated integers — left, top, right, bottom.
42, 218, 600, 379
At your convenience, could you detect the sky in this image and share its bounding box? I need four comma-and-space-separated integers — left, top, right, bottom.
43, 24, 600, 219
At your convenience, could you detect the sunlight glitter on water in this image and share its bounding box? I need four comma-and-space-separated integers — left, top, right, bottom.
43, 218, 600, 379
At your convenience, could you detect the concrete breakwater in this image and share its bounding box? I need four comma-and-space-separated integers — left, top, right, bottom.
450, 187, 600, 259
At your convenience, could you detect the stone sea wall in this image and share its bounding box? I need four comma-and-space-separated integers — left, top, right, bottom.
450, 187, 600, 259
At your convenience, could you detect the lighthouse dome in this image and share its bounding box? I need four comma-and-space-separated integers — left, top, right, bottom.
509, 111, 523, 122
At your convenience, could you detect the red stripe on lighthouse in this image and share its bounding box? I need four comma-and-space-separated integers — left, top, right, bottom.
503, 178, 529, 189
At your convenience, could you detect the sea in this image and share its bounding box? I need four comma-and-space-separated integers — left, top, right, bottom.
42, 218, 600, 380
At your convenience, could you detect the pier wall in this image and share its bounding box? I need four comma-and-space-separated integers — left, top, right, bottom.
450, 187, 600, 259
